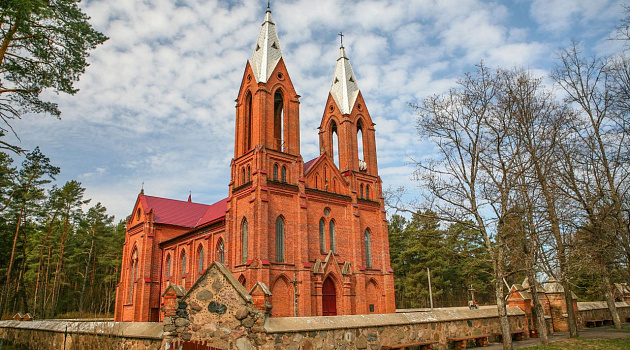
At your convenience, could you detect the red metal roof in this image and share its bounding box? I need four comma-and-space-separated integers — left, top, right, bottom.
303, 155, 322, 174
141, 195, 227, 228
196, 198, 228, 227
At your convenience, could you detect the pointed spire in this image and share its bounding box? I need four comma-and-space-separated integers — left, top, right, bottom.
187, 191, 192, 202
330, 40, 360, 115
250, 6, 283, 83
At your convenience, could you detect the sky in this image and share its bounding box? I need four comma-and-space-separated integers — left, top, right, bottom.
4, 0, 628, 221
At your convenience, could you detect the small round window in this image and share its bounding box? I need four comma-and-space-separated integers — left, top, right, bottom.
324, 208, 331, 216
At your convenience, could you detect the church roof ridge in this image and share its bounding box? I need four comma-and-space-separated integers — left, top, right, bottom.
139, 194, 227, 228
330, 44, 360, 115
250, 7, 283, 83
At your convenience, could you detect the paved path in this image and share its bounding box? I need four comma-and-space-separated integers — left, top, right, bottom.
484, 324, 630, 349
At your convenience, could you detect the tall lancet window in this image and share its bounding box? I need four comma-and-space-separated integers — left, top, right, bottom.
274, 90, 284, 151
244, 91, 252, 154
357, 121, 367, 171
129, 248, 138, 303
275, 216, 285, 262
180, 249, 187, 276
331, 121, 340, 169
329, 220, 336, 253
197, 245, 204, 275
319, 219, 326, 254
242, 218, 248, 264
365, 229, 372, 268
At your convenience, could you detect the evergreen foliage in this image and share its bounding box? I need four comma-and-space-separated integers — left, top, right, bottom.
0, 150, 123, 319
389, 212, 493, 309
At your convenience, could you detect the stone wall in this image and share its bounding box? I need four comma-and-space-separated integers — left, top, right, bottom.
258, 307, 526, 350
163, 262, 528, 350
578, 301, 630, 325
0, 320, 162, 350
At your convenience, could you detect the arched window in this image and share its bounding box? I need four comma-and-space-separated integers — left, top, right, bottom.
136, 208, 141, 221
216, 239, 225, 264
315, 174, 319, 189
319, 219, 326, 254
366, 185, 370, 200
197, 245, 204, 274
274, 90, 284, 151
360, 184, 364, 199
281, 166, 287, 182
365, 229, 372, 268
247, 166, 251, 182
242, 218, 248, 264
241, 168, 246, 184
129, 248, 138, 303
329, 220, 336, 254
180, 249, 187, 276
331, 121, 340, 169
244, 91, 252, 153
357, 122, 365, 163
275, 217, 285, 262
165, 254, 171, 279
273, 164, 279, 181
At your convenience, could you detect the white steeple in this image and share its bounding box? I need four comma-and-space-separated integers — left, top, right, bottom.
249, 7, 283, 83
330, 44, 360, 115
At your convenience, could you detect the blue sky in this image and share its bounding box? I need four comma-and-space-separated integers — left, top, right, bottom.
5, 0, 627, 221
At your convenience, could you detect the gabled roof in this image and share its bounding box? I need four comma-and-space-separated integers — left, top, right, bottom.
330, 46, 360, 115
250, 8, 283, 83
303, 155, 323, 174
140, 195, 226, 228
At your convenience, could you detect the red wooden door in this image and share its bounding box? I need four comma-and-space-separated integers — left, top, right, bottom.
322, 277, 337, 316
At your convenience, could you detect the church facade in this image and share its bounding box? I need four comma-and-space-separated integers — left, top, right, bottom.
114, 7, 396, 322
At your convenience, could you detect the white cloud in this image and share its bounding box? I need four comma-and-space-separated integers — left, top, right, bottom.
5, 0, 625, 221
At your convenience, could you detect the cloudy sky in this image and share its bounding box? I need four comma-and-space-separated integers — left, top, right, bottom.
5, 0, 627, 221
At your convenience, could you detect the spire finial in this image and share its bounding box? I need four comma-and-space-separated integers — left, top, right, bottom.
140, 181, 144, 195
339, 32, 344, 48
267, 0, 270, 10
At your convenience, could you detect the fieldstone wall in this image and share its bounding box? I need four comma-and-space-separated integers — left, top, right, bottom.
162, 262, 268, 350
0, 320, 162, 350
578, 301, 630, 325
257, 307, 525, 350
165, 263, 527, 350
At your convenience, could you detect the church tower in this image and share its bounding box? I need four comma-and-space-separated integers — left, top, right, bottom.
226, 6, 307, 317
319, 43, 380, 200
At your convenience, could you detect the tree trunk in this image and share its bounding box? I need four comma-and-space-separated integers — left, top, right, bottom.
494, 261, 513, 350
1, 207, 24, 317
51, 207, 71, 315
561, 279, 579, 337
528, 275, 549, 345
79, 228, 96, 317
602, 273, 622, 329
33, 213, 58, 317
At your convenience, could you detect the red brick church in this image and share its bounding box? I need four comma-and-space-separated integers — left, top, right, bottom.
114, 7, 396, 322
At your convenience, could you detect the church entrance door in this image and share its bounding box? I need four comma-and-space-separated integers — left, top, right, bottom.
322, 277, 337, 316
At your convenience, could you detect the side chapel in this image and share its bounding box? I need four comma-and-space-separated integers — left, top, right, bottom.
114, 7, 396, 322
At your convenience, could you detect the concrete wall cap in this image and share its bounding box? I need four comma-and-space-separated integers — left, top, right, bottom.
0, 320, 162, 339
264, 306, 525, 333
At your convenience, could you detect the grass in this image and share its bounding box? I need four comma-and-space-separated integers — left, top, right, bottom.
522, 338, 630, 349
606, 326, 630, 332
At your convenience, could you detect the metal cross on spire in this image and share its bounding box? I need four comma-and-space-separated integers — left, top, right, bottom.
268, 0, 270, 10
339, 32, 344, 47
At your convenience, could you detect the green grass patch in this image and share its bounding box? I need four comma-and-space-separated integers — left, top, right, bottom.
606, 326, 630, 332
522, 338, 630, 350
